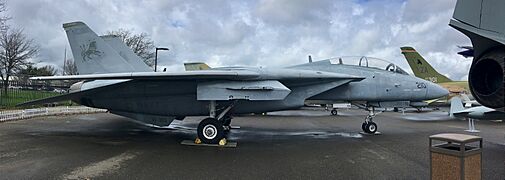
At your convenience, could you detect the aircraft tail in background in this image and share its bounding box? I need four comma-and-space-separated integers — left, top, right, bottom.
400, 47, 452, 83
449, 97, 465, 117
63, 21, 150, 74
184, 62, 211, 71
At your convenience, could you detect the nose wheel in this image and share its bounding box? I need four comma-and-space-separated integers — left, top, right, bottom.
330, 109, 338, 115
361, 107, 379, 134
361, 119, 377, 134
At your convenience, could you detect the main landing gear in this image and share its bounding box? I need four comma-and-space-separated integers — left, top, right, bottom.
196, 101, 235, 144
361, 107, 379, 134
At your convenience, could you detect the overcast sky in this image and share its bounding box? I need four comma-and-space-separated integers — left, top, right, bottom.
6, 0, 471, 80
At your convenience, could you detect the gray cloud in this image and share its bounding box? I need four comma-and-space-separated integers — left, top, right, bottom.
5, 0, 470, 80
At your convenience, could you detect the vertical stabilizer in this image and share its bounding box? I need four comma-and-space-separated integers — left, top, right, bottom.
401, 47, 452, 83
63, 21, 145, 74
184, 62, 211, 71
449, 97, 465, 117
101, 35, 152, 72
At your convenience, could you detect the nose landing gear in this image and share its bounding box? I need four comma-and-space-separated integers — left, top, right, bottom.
361, 107, 380, 134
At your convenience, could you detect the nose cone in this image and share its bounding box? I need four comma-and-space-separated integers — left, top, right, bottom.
426, 82, 449, 99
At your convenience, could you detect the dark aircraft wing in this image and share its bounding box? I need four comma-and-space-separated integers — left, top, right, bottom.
22, 70, 365, 106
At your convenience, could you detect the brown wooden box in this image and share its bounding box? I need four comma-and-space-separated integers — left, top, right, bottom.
430, 133, 482, 180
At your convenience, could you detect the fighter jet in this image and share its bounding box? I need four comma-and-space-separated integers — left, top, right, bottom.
449, 97, 504, 132
20, 22, 448, 144
449, 0, 505, 109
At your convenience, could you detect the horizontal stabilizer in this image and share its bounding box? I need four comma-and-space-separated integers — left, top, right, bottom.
17, 91, 84, 107
18, 80, 129, 107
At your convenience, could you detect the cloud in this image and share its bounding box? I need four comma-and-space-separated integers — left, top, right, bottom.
4, 0, 470, 80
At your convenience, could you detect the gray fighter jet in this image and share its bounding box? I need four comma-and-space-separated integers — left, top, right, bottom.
21, 22, 448, 144
449, 97, 504, 132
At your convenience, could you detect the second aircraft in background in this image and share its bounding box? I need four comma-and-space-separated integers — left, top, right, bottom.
400, 46, 478, 106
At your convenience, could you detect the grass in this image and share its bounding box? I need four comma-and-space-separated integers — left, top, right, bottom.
0, 89, 72, 109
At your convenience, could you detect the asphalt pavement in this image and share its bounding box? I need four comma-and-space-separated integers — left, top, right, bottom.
0, 108, 503, 179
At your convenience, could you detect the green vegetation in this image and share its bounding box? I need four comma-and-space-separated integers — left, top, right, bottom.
0, 89, 71, 109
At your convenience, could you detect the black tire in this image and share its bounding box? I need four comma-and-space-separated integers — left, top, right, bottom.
362, 122, 368, 133
331, 109, 338, 116
393, 107, 399, 112
365, 122, 377, 134
197, 118, 225, 144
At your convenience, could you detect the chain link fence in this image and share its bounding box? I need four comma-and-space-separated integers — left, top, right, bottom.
0, 106, 107, 122
0, 80, 72, 109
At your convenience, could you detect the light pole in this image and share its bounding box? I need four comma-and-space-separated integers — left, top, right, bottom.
155, 47, 169, 72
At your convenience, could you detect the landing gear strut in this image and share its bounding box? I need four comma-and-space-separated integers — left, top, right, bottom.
465, 118, 480, 133
361, 107, 378, 134
196, 101, 236, 144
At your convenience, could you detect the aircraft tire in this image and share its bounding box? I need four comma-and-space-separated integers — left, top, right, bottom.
331, 109, 338, 115
197, 118, 225, 144
365, 122, 377, 134
362, 122, 369, 133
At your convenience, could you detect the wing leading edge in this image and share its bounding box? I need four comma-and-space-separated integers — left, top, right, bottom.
30, 69, 365, 81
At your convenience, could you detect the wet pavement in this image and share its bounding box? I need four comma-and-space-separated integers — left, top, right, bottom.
0, 108, 503, 179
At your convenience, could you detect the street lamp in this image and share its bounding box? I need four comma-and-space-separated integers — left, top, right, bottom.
155, 47, 169, 72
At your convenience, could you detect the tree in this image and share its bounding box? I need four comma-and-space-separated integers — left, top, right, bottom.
0, 1, 9, 31
0, 28, 38, 95
17, 64, 56, 84
63, 58, 78, 75
106, 29, 156, 67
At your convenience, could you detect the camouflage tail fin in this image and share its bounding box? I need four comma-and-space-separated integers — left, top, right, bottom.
400, 47, 452, 83
184, 62, 211, 71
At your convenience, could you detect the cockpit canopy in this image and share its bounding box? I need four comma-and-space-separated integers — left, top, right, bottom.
328, 56, 409, 75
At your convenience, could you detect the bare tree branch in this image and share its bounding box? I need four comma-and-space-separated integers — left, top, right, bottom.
63, 58, 78, 75
0, 0, 10, 32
